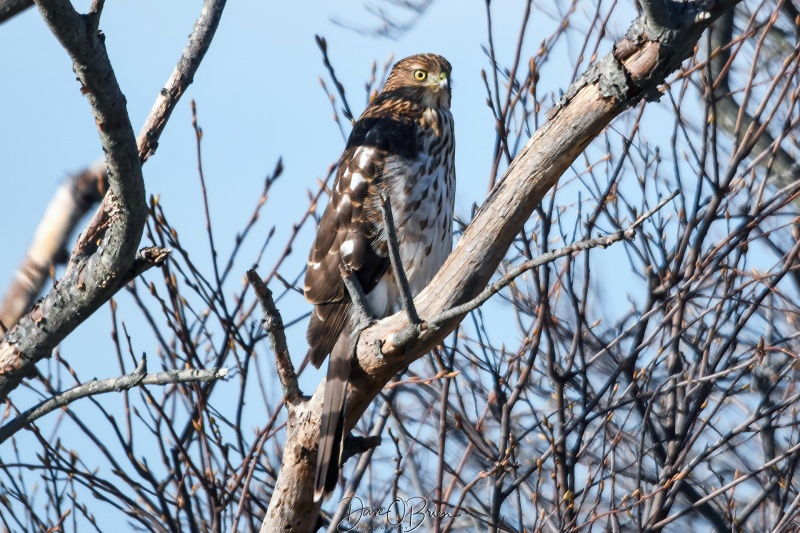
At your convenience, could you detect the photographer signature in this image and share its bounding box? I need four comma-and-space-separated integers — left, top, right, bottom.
336, 496, 461, 531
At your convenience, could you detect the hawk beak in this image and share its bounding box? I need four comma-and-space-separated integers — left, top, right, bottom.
438, 77, 450, 91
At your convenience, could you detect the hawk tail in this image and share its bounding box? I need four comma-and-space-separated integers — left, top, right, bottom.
307, 302, 350, 368
314, 332, 352, 501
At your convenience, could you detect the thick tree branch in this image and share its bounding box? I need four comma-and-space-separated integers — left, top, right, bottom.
0, 356, 228, 445
0, 0, 148, 399
261, 2, 743, 531
0, 0, 31, 24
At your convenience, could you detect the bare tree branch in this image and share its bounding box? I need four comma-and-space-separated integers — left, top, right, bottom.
246, 269, 302, 407
0, 162, 107, 330
0, 0, 148, 399
710, 8, 799, 186
0, 357, 228, 445
137, 0, 227, 163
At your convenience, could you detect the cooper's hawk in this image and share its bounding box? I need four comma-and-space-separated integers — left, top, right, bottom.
304, 53, 455, 501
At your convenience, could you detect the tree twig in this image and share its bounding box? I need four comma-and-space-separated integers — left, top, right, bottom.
428, 190, 678, 329
315, 35, 354, 124
246, 269, 301, 407
0, 356, 228, 445
137, 0, 228, 163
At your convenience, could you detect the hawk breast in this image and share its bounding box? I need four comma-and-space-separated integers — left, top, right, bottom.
303, 104, 455, 364
366, 108, 455, 317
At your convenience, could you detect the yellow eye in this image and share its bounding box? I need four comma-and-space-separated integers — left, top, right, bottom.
413, 69, 427, 81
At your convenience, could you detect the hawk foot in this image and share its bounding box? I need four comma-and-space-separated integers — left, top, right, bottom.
342, 434, 382, 464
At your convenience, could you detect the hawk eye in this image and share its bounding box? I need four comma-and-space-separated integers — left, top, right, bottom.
413, 69, 427, 81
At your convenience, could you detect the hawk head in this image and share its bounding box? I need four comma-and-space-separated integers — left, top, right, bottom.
381, 53, 452, 110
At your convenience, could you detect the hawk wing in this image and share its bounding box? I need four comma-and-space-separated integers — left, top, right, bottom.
304, 115, 417, 367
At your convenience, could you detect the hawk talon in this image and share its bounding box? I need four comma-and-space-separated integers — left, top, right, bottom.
394, 323, 422, 349
342, 434, 382, 463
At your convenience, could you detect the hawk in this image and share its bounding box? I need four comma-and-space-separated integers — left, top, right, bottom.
304, 53, 456, 501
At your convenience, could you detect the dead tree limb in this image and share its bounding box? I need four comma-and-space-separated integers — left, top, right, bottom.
246, 269, 302, 407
